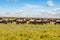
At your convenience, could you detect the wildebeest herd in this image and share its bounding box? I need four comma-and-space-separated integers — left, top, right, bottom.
0, 17, 60, 25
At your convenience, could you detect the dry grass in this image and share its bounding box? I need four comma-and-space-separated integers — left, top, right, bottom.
0, 22, 60, 40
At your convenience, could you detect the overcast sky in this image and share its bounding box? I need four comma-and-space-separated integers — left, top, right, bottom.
0, 0, 60, 18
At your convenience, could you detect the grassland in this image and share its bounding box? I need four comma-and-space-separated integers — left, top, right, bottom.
0, 22, 60, 40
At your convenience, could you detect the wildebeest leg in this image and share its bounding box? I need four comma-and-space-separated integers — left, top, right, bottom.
5, 22, 7, 24
8, 20, 12, 23
43, 22, 46, 24
41, 23, 43, 25
33, 22, 37, 25
45, 22, 47, 24
54, 22, 57, 25
3, 21, 7, 24
16, 21, 19, 24
40, 22, 43, 25
21, 22, 25, 24
10, 21, 12, 23
59, 22, 60, 25
48, 22, 50, 24
29, 22, 31, 24
58, 22, 60, 25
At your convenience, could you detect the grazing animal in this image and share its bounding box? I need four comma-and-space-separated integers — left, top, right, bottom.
54, 20, 60, 25
29, 19, 36, 24
36, 20, 43, 24
16, 19, 27, 24
29, 19, 43, 24
42, 19, 50, 24
8, 18, 15, 23
50, 19, 56, 22
0, 18, 7, 24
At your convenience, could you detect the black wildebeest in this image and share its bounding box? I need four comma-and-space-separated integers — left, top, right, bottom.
54, 19, 60, 25
16, 18, 27, 24
0, 18, 7, 24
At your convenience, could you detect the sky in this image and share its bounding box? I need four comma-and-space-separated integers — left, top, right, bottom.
0, 0, 60, 18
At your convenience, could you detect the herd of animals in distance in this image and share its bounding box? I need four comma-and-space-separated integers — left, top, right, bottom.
0, 17, 60, 25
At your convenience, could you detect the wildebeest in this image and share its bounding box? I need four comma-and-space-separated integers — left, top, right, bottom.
35, 20, 43, 24
54, 19, 60, 25
0, 18, 7, 24
7, 18, 16, 23
29, 19, 43, 24
29, 19, 36, 24
16, 18, 27, 24
42, 19, 50, 24
29, 19, 50, 24
50, 19, 56, 22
